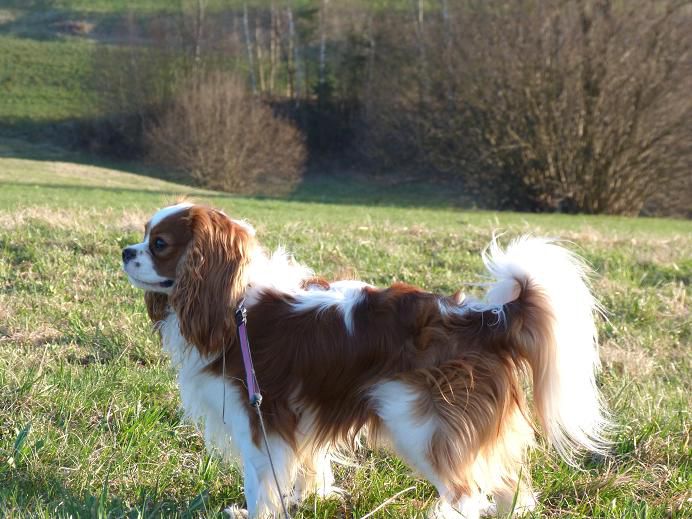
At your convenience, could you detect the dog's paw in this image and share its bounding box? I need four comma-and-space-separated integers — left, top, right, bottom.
315, 484, 347, 499
511, 492, 538, 516
428, 499, 481, 519
495, 491, 538, 517
478, 495, 496, 517
290, 485, 346, 507
223, 504, 249, 519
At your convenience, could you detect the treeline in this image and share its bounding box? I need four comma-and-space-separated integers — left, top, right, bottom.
85, 0, 691, 215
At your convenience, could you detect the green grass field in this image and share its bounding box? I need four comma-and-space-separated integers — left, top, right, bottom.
0, 158, 689, 518
0, 35, 97, 123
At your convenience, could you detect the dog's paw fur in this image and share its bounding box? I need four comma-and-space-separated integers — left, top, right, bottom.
478, 495, 497, 517
223, 505, 249, 519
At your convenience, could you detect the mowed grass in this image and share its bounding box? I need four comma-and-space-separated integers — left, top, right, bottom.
0, 158, 690, 518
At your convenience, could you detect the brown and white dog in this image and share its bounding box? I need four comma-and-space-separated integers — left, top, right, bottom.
122, 202, 609, 518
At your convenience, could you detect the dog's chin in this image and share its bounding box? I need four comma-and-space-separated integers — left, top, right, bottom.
126, 274, 174, 294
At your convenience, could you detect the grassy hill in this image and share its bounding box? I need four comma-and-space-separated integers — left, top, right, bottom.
0, 158, 689, 517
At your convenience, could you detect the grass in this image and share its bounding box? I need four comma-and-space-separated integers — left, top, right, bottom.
0, 157, 690, 518
0, 36, 98, 123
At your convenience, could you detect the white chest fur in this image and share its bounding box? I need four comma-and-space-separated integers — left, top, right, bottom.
158, 314, 299, 517
159, 313, 247, 463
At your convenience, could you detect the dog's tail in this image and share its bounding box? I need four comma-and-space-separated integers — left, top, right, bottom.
476, 236, 610, 463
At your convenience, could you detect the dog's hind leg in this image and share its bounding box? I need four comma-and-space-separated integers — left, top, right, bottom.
371, 379, 483, 519
471, 406, 537, 517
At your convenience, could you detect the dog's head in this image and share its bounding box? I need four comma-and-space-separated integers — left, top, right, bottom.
122, 203, 255, 355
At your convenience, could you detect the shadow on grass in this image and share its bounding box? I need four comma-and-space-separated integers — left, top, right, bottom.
289, 170, 473, 209
0, 180, 226, 200
0, 127, 188, 186
0, 121, 473, 210
1, 175, 474, 212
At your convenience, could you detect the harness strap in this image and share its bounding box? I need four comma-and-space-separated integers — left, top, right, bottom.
235, 301, 262, 406
231, 299, 290, 519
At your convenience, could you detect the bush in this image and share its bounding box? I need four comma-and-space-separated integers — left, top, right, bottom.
146, 73, 306, 195
363, 0, 692, 215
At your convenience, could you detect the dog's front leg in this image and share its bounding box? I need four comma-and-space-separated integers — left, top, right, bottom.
224, 435, 292, 518
237, 432, 297, 518
242, 459, 262, 518
214, 384, 292, 518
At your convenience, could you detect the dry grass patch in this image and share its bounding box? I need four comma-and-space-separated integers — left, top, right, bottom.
0, 207, 154, 233
600, 339, 657, 378
0, 325, 62, 349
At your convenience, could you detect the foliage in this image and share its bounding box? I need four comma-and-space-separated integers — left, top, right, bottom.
363, 0, 692, 215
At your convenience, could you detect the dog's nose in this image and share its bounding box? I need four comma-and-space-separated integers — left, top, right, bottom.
122, 247, 137, 263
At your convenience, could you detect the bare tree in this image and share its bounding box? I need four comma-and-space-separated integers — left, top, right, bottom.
255, 12, 266, 92
450, 0, 692, 214
180, 0, 206, 65
285, 2, 304, 101
270, 0, 280, 95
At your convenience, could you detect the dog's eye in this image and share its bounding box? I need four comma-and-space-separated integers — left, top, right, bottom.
153, 237, 167, 252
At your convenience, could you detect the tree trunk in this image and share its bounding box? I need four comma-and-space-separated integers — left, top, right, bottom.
187, 0, 206, 66
318, 0, 330, 101
286, 3, 303, 103
243, 3, 257, 94
269, 1, 278, 95
255, 14, 266, 93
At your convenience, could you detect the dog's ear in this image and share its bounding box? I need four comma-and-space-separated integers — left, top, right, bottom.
171, 207, 254, 357
144, 292, 169, 324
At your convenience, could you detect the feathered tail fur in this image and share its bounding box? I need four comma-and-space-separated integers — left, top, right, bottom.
481, 236, 610, 463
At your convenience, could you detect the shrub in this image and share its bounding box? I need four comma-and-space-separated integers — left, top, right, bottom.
362, 0, 692, 215
146, 73, 306, 195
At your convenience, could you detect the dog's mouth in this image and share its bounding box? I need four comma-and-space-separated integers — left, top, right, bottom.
125, 271, 174, 290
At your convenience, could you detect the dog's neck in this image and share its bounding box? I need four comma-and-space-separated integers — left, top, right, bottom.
243, 246, 315, 306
